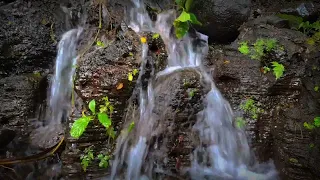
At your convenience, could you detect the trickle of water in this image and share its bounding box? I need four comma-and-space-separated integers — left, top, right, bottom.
49, 28, 83, 125
30, 28, 83, 149
110, 0, 278, 179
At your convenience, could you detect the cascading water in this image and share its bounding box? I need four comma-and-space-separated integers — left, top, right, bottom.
31, 27, 83, 148
110, 0, 278, 180
49, 28, 83, 125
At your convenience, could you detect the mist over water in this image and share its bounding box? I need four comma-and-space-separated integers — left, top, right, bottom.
110, 0, 278, 179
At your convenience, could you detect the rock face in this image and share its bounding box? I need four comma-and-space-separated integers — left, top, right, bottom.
192, 0, 251, 43
209, 16, 320, 179
0, 75, 40, 155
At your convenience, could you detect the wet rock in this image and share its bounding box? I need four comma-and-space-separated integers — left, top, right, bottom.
0, 0, 61, 77
192, 0, 251, 43
61, 30, 141, 179
0, 128, 15, 149
0, 75, 39, 128
208, 16, 320, 180
280, 2, 318, 18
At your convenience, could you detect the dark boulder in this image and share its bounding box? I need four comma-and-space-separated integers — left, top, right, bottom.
192, 0, 251, 44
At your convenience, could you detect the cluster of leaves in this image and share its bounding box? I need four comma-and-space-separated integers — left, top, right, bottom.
238, 39, 285, 79
303, 117, 320, 130
80, 147, 94, 172
235, 117, 246, 129
70, 96, 115, 139
173, 0, 201, 39
240, 98, 264, 120
97, 154, 110, 168
80, 147, 111, 171
277, 14, 320, 47
128, 69, 139, 82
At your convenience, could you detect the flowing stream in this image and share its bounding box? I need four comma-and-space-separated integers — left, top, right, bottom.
110, 0, 278, 179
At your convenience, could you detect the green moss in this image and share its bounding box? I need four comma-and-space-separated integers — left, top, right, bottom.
240, 99, 263, 120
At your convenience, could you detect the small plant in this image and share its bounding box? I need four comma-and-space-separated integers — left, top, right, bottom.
80, 147, 94, 172
235, 117, 246, 129
173, 0, 201, 39
238, 41, 250, 55
152, 33, 160, 39
303, 117, 320, 130
188, 88, 197, 98
128, 69, 139, 82
128, 121, 135, 133
262, 66, 271, 74
97, 154, 110, 168
70, 96, 116, 139
314, 86, 319, 92
240, 98, 263, 120
96, 40, 105, 47
271, 62, 285, 80
238, 38, 285, 79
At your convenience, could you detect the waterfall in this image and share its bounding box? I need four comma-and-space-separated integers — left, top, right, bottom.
109, 0, 278, 179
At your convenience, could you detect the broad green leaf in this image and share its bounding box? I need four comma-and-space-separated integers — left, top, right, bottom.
89, 99, 96, 114
128, 72, 133, 81
314, 117, 320, 127
189, 13, 202, 25
128, 121, 135, 132
98, 112, 111, 128
176, 11, 191, 22
271, 62, 285, 80
70, 116, 92, 138
152, 33, 160, 39
174, 21, 189, 39
314, 86, 319, 92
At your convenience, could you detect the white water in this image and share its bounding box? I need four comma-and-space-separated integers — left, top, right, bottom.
49, 28, 83, 125
30, 28, 83, 148
110, 0, 278, 180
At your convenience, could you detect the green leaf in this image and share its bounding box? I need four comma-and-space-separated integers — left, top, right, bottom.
238, 41, 250, 55
176, 11, 191, 22
265, 39, 277, 51
189, 13, 202, 25
174, 21, 189, 39
263, 66, 271, 74
107, 127, 116, 139
185, 0, 193, 12
235, 117, 246, 129
152, 33, 160, 39
128, 121, 135, 133
314, 117, 320, 127
70, 116, 92, 138
98, 113, 111, 128
303, 122, 315, 130
132, 69, 139, 76
128, 72, 133, 81
314, 86, 319, 92
271, 62, 285, 80
96, 40, 105, 47
89, 99, 96, 114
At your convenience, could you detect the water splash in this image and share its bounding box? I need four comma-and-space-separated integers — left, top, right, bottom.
110, 0, 278, 179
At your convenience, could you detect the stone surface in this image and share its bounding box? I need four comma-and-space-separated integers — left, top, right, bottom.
208, 19, 320, 180
192, 0, 251, 43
